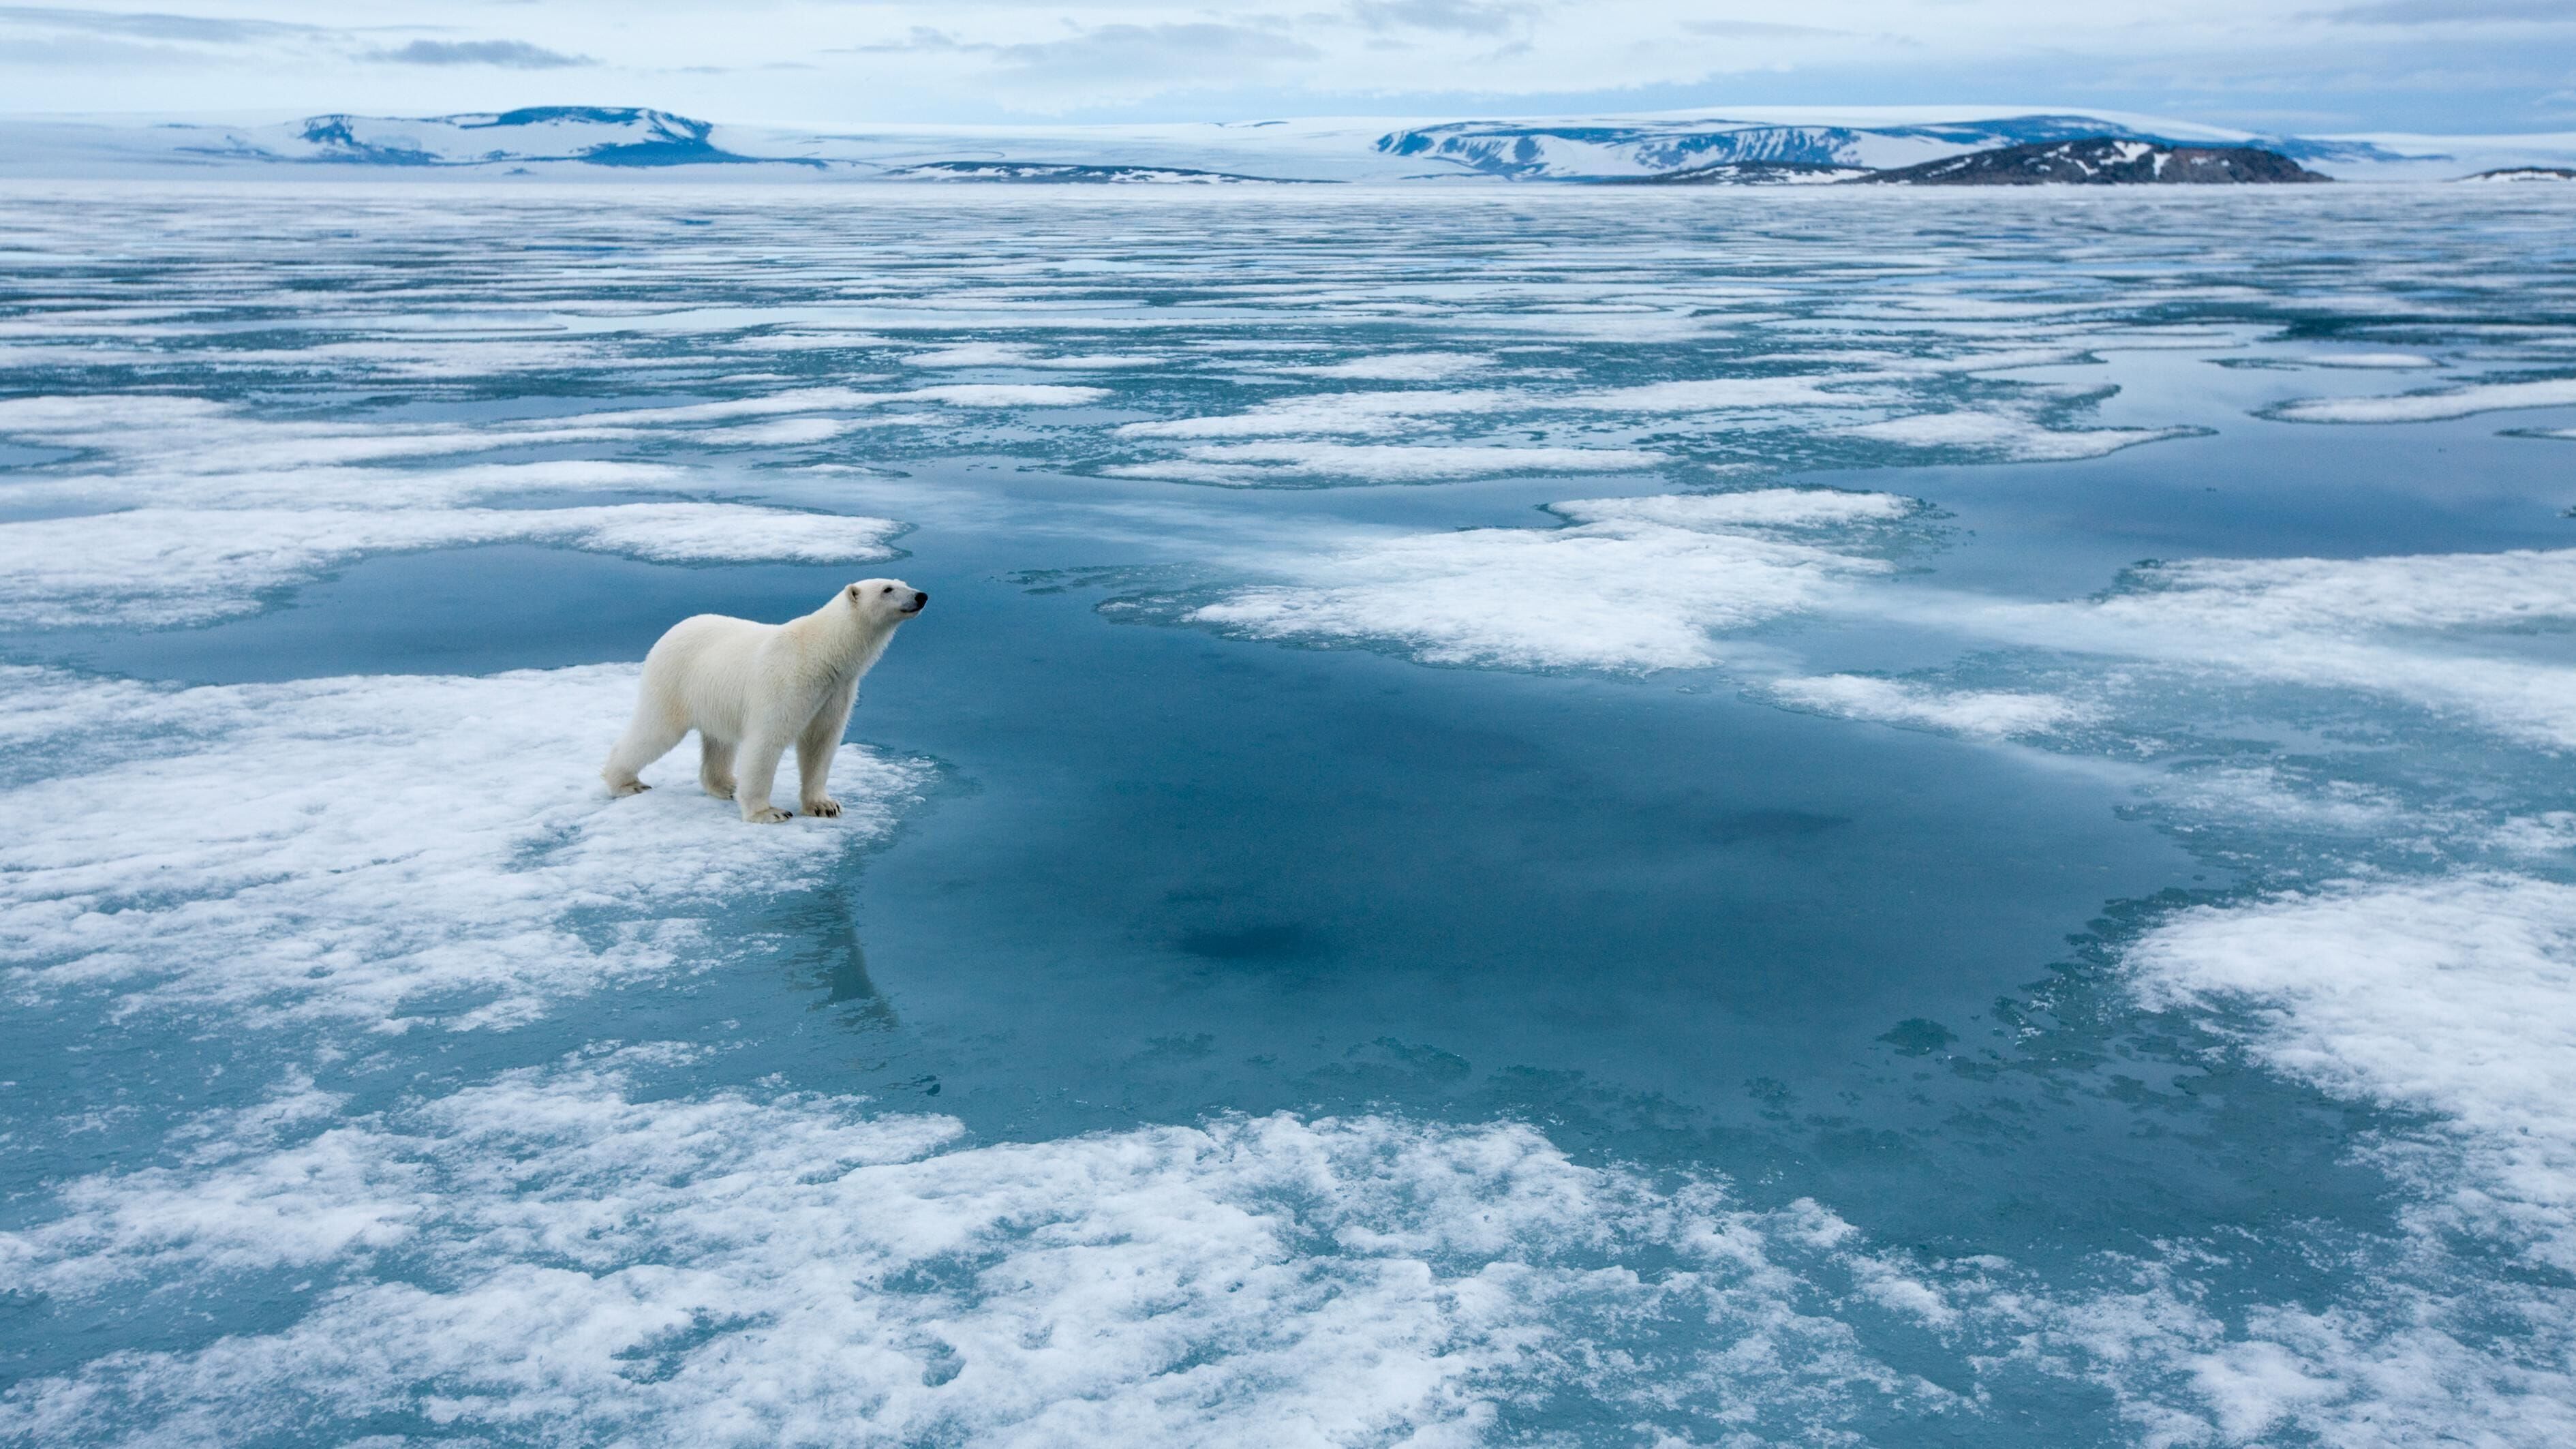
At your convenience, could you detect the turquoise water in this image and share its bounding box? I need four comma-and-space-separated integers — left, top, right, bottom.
3, 185, 2576, 1445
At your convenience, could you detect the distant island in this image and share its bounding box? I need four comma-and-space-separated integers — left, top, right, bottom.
1860, 138, 2331, 185
1623, 138, 2329, 187
2461, 166, 2576, 183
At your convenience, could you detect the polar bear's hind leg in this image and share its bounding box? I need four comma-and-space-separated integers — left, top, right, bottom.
603, 704, 688, 797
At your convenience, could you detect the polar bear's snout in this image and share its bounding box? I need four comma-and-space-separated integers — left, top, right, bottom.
846, 580, 928, 619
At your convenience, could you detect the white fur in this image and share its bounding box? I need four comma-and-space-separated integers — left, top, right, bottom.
602, 579, 927, 823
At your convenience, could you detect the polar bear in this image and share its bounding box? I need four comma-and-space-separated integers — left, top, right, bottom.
602, 579, 928, 823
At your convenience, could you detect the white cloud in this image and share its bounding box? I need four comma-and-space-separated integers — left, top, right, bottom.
0, 1, 2560, 129
368, 40, 594, 70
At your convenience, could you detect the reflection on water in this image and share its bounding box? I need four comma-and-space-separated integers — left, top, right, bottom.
762, 887, 900, 1033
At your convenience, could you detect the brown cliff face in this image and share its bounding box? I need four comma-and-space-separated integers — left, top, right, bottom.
1864, 137, 2332, 185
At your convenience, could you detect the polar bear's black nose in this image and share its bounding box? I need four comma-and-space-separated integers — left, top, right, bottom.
911, 592, 928, 609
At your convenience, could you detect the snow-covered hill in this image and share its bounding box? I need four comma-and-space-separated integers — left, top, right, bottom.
0, 105, 2568, 183
1866, 138, 2330, 185
279, 107, 786, 168
161, 106, 799, 170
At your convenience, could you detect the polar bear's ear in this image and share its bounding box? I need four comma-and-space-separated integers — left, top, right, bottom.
846, 584, 861, 600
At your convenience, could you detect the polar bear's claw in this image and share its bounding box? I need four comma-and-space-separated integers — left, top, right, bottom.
607, 780, 649, 797
803, 798, 842, 818
745, 806, 793, 824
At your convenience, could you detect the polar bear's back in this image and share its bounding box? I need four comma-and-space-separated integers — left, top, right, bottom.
639, 613, 780, 742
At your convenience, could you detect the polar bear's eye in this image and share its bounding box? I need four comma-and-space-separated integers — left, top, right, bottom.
880, 586, 893, 594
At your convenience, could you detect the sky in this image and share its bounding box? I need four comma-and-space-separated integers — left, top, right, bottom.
0, 1, 2570, 136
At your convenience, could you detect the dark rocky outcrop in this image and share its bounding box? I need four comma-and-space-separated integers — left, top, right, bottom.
1610, 160, 1873, 185
876, 161, 1305, 184
1865, 137, 2331, 185
2460, 167, 2576, 183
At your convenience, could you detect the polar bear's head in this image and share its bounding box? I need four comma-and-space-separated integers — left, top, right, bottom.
842, 578, 929, 626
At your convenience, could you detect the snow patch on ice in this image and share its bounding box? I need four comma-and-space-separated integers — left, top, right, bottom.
2025, 1257, 2576, 1449
1770, 675, 2098, 739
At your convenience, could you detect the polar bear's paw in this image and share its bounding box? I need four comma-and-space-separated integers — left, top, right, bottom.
743, 805, 793, 824
703, 778, 736, 801
802, 797, 842, 819
607, 778, 650, 797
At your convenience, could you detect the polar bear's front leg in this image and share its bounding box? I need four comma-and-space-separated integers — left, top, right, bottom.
699, 736, 737, 800
733, 732, 793, 824
795, 686, 858, 818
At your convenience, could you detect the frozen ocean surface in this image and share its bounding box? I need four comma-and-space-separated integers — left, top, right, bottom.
3, 183, 2576, 1445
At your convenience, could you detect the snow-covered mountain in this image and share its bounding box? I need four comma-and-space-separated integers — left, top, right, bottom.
264, 107, 788, 168
155, 106, 798, 170
0, 105, 2568, 183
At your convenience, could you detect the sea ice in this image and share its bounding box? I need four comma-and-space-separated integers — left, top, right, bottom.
1769, 675, 2098, 739
0, 666, 930, 1029
1101, 442, 1668, 485
0, 1052, 1948, 1448
0, 504, 905, 628
2271, 376, 2576, 423
1171, 489, 1916, 671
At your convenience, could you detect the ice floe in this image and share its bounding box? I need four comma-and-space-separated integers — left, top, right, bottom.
1119, 376, 1862, 441
1165, 489, 1924, 671
1768, 675, 2100, 739
2017, 551, 2576, 749
0, 666, 930, 1030
2090, 548, 2576, 635
1155, 485, 2576, 763
2271, 376, 2576, 423
1100, 442, 1668, 485
908, 343, 1162, 370
1267, 352, 1494, 381
2132, 876, 2576, 1270
1843, 410, 2201, 461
